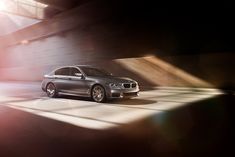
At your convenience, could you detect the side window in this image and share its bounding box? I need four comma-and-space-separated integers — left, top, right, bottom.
70, 67, 81, 76
55, 68, 70, 76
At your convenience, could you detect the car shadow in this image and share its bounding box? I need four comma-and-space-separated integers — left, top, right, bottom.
58, 95, 92, 102
58, 95, 157, 105
108, 98, 157, 105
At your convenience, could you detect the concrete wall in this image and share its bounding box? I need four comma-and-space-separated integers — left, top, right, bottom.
0, 0, 234, 89
160, 53, 235, 89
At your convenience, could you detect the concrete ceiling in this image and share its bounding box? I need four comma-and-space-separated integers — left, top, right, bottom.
1, 0, 234, 53
0, 12, 39, 36
36, 0, 90, 11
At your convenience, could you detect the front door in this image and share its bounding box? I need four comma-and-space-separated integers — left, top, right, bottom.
67, 67, 90, 96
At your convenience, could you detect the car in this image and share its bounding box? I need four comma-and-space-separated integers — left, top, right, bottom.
41, 65, 139, 102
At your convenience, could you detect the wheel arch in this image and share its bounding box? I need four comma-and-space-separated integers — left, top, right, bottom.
90, 83, 107, 102
46, 82, 56, 88
91, 83, 106, 95
46, 82, 58, 92
45, 82, 58, 98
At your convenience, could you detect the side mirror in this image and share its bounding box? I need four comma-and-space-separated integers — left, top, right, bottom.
75, 73, 82, 77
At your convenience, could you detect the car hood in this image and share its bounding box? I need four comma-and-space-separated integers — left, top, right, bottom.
87, 75, 136, 83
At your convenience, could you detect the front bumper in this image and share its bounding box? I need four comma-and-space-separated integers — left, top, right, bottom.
107, 87, 140, 98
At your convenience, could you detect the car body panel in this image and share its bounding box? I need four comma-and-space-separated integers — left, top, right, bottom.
42, 66, 140, 100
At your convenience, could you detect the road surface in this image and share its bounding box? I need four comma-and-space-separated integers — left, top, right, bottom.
0, 82, 233, 157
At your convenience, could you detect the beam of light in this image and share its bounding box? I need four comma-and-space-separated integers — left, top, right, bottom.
0, 82, 223, 130
0, 1, 40, 36
0, 0, 7, 11
0, 0, 48, 19
114, 55, 213, 88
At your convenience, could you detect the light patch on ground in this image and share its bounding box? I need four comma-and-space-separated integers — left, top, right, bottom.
1, 85, 223, 130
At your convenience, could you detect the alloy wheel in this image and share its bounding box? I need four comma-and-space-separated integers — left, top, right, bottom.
46, 83, 57, 98
92, 85, 106, 102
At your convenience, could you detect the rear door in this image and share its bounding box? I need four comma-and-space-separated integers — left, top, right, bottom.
53, 67, 71, 92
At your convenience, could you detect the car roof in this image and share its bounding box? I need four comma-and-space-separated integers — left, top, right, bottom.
53, 65, 97, 71
55, 65, 92, 68
76, 65, 99, 69
75, 65, 93, 67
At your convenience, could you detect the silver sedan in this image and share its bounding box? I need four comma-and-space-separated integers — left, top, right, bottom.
41, 65, 139, 102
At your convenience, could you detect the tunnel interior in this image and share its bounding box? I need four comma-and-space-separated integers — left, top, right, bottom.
0, 1, 234, 157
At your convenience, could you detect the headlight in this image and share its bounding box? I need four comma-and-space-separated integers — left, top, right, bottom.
109, 83, 122, 88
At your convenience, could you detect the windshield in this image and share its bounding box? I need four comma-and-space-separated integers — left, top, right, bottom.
79, 67, 111, 76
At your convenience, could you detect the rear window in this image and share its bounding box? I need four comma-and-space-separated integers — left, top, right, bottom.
55, 67, 70, 76
79, 67, 111, 76
70, 67, 81, 76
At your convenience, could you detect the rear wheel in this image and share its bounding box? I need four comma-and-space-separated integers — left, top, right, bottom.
46, 83, 57, 98
92, 85, 106, 103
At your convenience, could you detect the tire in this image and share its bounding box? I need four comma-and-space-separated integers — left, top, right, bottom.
91, 85, 106, 103
46, 83, 58, 98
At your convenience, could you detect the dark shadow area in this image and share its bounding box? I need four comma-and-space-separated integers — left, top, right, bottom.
0, 93, 234, 157
156, 53, 235, 90
120, 93, 235, 157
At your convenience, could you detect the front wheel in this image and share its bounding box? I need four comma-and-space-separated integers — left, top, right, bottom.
92, 85, 106, 103
46, 83, 58, 98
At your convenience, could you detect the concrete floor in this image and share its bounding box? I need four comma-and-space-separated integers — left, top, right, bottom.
0, 82, 234, 157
